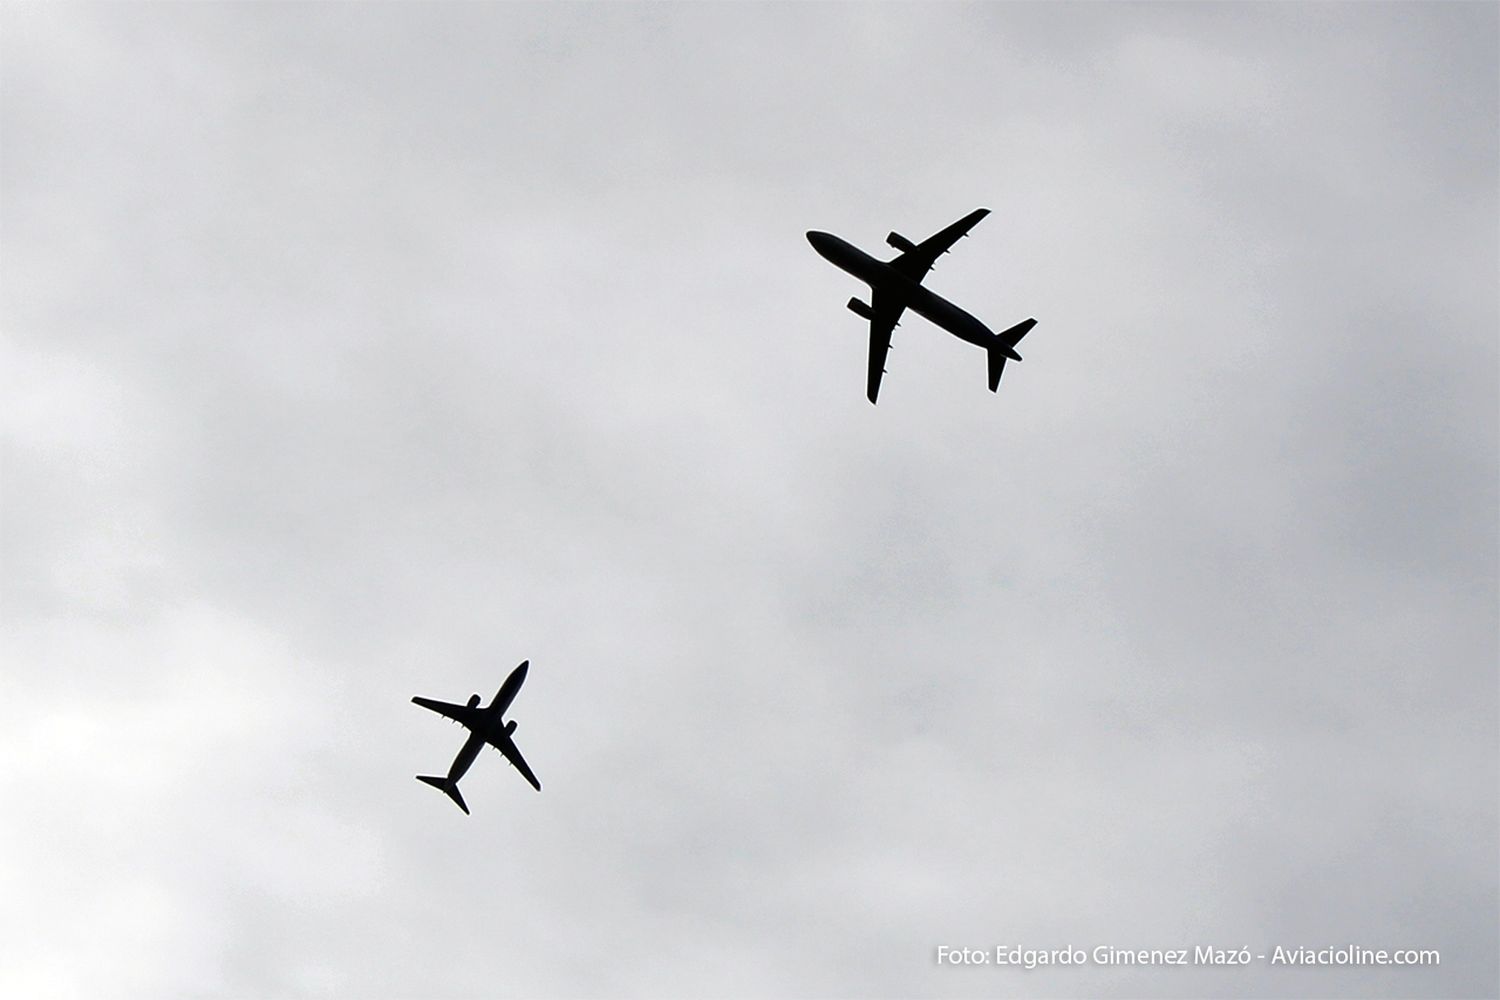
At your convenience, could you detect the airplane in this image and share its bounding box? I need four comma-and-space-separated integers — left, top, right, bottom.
806, 208, 1037, 404
412, 659, 541, 813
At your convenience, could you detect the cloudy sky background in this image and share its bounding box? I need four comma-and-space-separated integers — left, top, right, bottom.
3, 4, 1495, 997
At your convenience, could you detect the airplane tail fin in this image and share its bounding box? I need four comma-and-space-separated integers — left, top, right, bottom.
988, 318, 1037, 392
416, 774, 469, 815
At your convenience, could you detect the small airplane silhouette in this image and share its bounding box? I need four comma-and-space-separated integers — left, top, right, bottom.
412, 660, 540, 813
807, 208, 1037, 403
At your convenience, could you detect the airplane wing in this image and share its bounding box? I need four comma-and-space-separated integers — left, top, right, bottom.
866, 286, 905, 404
487, 730, 542, 791
888, 208, 990, 283
411, 696, 483, 730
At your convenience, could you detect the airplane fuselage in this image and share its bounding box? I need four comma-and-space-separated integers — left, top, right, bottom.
439, 660, 529, 784
806, 231, 1015, 356
447, 729, 486, 784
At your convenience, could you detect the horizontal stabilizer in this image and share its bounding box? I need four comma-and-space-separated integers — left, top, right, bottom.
999, 317, 1037, 348
988, 352, 1007, 393
417, 774, 469, 815
988, 319, 1036, 392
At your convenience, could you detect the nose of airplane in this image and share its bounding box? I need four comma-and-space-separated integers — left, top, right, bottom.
806, 231, 835, 258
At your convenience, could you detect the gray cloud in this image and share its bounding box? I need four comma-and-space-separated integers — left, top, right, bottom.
3, 4, 1494, 998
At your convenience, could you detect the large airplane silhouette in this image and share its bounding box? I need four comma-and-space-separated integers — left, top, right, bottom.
807, 208, 1037, 403
413, 660, 541, 813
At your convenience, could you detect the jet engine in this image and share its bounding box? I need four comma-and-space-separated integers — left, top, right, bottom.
504, 720, 518, 736
886, 232, 916, 253
846, 297, 875, 321
467, 694, 481, 708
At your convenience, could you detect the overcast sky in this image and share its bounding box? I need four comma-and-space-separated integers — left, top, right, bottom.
2, 4, 1496, 998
